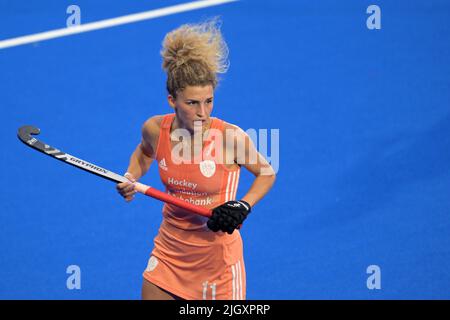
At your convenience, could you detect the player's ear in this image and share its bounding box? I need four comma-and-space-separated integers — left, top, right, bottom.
167, 94, 176, 109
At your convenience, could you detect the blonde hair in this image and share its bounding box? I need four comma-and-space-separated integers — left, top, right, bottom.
161, 19, 229, 97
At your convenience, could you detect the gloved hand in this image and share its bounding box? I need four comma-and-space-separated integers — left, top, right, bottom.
207, 200, 251, 234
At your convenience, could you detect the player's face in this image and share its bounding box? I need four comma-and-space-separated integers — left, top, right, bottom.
168, 85, 214, 133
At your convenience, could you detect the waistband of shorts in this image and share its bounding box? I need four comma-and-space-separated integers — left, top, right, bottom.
159, 219, 239, 244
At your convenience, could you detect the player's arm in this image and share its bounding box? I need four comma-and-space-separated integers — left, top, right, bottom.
233, 125, 276, 207
124, 117, 159, 181
116, 116, 160, 201
207, 124, 276, 234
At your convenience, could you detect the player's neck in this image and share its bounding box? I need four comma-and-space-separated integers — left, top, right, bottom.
171, 116, 211, 138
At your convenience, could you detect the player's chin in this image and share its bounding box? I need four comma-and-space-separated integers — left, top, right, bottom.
193, 119, 209, 128
190, 121, 205, 132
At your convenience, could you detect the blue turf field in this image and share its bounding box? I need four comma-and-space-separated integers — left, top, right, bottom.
1, 0, 450, 299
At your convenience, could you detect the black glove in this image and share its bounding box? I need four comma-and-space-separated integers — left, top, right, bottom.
207, 200, 251, 234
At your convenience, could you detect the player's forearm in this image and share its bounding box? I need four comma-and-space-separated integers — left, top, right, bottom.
241, 174, 276, 207
125, 143, 154, 180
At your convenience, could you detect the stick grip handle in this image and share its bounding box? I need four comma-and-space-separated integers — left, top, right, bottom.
134, 182, 212, 218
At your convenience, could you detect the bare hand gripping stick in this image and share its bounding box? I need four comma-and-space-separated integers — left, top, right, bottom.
17, 125, 212, 218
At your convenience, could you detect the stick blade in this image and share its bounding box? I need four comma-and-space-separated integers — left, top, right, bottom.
18, 125, 40, 144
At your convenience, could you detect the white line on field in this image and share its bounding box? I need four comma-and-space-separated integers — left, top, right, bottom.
0, 0, 237, 50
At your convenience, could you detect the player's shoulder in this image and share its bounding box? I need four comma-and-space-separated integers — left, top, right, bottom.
142, 114, 166, 135
221, 120, 248, 141
221, 120, 244, 133
144, 114, 165, 127
141, 115, 169, 147
219, 120, 251, 151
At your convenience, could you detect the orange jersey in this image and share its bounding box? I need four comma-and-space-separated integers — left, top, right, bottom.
155, 113, 241, 231
143, 113, 246, 300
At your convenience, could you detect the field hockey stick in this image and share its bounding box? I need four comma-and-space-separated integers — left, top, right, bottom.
17, 125, 213, 218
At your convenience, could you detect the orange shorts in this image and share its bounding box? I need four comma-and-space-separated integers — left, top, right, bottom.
143, 220, 246, 300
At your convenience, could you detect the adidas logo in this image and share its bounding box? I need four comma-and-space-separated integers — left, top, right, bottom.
159, 158, 168, 171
